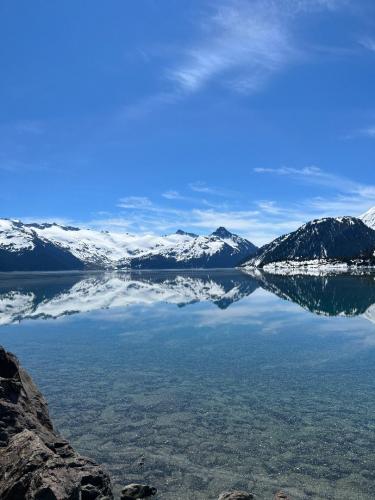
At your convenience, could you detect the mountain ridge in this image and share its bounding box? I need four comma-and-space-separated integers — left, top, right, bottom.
242, 216, 375, 270
4, 207, 375, 272
0, 218, 258, 271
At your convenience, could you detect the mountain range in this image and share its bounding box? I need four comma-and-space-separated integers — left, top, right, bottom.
0, 219, 257, 271
2, 207, 375, 271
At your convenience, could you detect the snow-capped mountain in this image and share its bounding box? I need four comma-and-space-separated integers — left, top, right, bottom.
128, 227, 258, 269
0, 271, 259, 325
361, 206, 375, 230
0, 219, 257, 271
242, 216, 375, 270
0, 219, 85, 271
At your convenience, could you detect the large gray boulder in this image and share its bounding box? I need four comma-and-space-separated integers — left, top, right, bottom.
0, 346, 113, 499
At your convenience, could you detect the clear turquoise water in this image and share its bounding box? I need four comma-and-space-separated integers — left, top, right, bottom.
0, 271, 375, 499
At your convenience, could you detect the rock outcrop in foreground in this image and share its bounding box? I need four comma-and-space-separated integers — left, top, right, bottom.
0, 346, 113, 499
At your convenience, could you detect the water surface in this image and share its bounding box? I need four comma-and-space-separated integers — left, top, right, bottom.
0, 270, 374, 499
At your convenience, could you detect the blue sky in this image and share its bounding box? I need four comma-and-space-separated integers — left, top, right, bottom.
1, 0, 375, 245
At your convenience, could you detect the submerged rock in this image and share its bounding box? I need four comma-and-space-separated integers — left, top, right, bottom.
218, 491, 254, 500
0, 346, 113, 499
274, 492, 291, 499
121, 483, 157, 499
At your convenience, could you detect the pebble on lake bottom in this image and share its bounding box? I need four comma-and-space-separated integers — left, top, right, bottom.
217, 491, 255, 500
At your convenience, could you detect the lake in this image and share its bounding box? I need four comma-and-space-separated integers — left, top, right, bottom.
0, 270, 374, 499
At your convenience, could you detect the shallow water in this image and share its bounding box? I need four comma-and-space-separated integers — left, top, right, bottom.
0, 270, 375, 499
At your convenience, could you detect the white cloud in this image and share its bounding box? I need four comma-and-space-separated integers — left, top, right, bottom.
86, 200, 304, 246
360, 126, 375, 138
188, 181, 235, 197
189, 181, 216, 194
79, 165, 375, 246
117, 196, 153, 209
161, 190, 199, 202
162, 190, 182, 200
293, 0, 348, 11
254, 166, 375, 217
254, 165, 360, 192
344, 124, 375, 141
167, 0, 350, 96
168, 0, 298, 95
162, 190, 181, 200
24, 166, 375, 247
122, 0, 350, 118
359, 37, 375, 52
254, 166, 321, 176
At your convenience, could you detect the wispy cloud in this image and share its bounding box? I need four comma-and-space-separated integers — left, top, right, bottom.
167, 0, 351, 96
123, 0, 350, 119
254, 165, 359, 191
162, 190, 185, 200
359, 126, 375, 138
344, 124, 375, 141
254, 166, 375, 216
68, 165, 375, 246
118, 196, 154, 209
22, 166, 375, 247
359, 36, 375, 52
88, 191, 302, 245
188, 181, 236, 197
168, 0, 299, 95
293, 0, 348, 11
161, 190, 202, 203
87, 206, 286, 245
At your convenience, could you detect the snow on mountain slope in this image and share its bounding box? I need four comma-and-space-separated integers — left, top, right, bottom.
0, 219, 36, 251
0, 219, 257, 270
129, 227, 258, 269
0, 220, 85, 271
360, 206, 375, 230
243, 216, 375, 269
29, 222, 197, 268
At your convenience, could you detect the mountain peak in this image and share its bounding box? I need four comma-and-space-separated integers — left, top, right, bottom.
211, 227, 233, 238
361, 207, 375, 230
175, 229, 198, 238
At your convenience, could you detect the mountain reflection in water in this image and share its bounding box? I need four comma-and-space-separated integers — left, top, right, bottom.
1, 270, 375, 325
